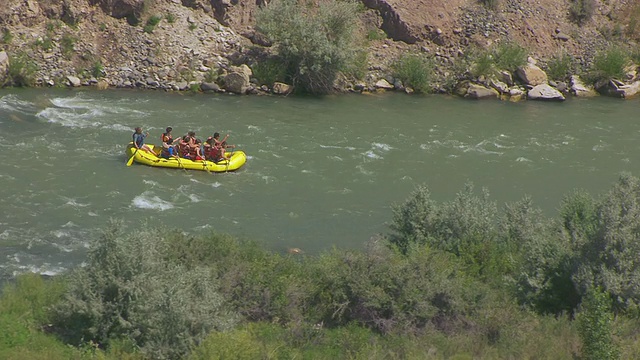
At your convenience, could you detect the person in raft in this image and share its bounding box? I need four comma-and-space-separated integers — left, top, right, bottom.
160, 137, 178, 159
205, 140, 226, 162
212, 132, 229, 146
160, 126, 173, 144
132, 127, 153, 153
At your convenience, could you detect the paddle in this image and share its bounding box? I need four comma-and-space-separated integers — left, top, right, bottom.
175, 155, 188, 173
202, 158, 211, 173
126, 147, 139, 166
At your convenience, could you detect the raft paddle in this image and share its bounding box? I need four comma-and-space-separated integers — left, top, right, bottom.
126, 148, 139, 166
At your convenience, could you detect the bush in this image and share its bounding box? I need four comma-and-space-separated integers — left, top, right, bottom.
1, 28, 12, 44
470, 48, 495, 78
392, 54, 433, 93
479, 0, 499, 10
144, 15, 162, 33
251, 57, 288, 87
52, 220, 237, 360
60, 33, 76, 59
546, 50, 574, 81
256, 0, 364, 94
588, 47, 629, 83
4, 52, 38, 87
577, 287, 620, 360
493, 41, 528, 72
569, 0, 595, 26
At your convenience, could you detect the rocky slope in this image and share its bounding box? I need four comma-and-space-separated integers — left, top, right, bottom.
0, 0, 639, 98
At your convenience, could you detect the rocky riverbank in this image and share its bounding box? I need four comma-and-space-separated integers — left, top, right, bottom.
0, 0, 639, 100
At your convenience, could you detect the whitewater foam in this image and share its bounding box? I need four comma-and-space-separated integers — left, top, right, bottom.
131, 193, 174, 211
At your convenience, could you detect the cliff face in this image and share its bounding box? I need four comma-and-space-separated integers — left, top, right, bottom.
0, 0, 638, 93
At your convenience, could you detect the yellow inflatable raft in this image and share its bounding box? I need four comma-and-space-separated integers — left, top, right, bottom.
125, 143, 247, 172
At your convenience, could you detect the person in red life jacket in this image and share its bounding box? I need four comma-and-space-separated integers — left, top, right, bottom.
205, 141, 226, 162
178, 136, 190, 158
191, 138, 205, 161
212, 132, 229, 146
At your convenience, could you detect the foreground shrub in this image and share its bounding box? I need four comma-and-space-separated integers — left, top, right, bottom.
52, 221, 237, 360
577, 287, 620, 360
392, 54, 433, 93
309, 240, 483, 334
256, 0, 364, 94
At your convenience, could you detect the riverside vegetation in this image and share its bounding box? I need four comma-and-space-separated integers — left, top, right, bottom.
3, 174, 640, 359
0, 0, 639, 98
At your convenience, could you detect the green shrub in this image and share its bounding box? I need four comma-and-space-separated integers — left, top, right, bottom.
4, 53, 38, 87
546, 50, 574, 81
251, 57, 288, 86
588, 47, 629, 83
480, 0, 499, 10
2, 28, 13, 44
60, 33, 76, 59
392, 54, 433, 93
494, 42, 528, 72
52, 220, 237, 359
188, 23, 197, 31
470, 48, 495, 78
256, 0, 364, 94
165, 13, 176, 24
90, 60, 103, 78
367, 28, 386, 41
144, 15, 162, 33
35, 37, 54, 51
569, 0, 595, 26
577, 287, 620, 360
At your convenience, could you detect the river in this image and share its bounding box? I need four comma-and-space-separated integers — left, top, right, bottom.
0, 88, 639, 278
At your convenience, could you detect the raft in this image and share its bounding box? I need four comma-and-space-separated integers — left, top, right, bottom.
125, 143, 247, 172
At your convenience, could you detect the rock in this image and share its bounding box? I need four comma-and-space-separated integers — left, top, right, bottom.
66, 75, 81, 87
272, 82, 292, 95
516, 64, 548, 86
97, 0, 146, 24
375, 79, 394, 90
200, 82, 221, 92
0, 51, 9, 82
175, 81, 188, 91
489, 78, 509, 93
617, 81, 640, 98
554, 33, 570, 41
527, 84, 565, 101
95, 80, 109, 90
465, 83, 499, 99
570, 75, 597, 97
223, 71, 250, 94
500, 71, 514, 86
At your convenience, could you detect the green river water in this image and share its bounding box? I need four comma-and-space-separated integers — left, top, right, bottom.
0, 88, 639, 277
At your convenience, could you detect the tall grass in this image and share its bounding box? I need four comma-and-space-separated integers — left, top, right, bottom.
546, 50, 574, 81
588, 46, 629, 83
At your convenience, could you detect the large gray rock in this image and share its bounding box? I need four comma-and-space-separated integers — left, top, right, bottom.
223, 71, 250, 94
95, 0, 145, 24
200, 82, 221, 92
527, 84, 565, 101
67, 75, 81, 87
516, 63, 548, 86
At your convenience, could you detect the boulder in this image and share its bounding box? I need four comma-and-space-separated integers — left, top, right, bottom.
489, 78, 509, 94
516, 63, 548, 86
67, 75, 81, 87
465, 83, 499, 99
527, 84, 565, 101
615, 81, 640, 98
223, 71, 250, 94
0, 51, 9, 82
200, 82, 221, 92
272, 82, 292, 95
375, 78, 394, 90
570, 75, 597, 97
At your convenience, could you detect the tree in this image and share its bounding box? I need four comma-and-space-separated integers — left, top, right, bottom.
256, 0, 364, 94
